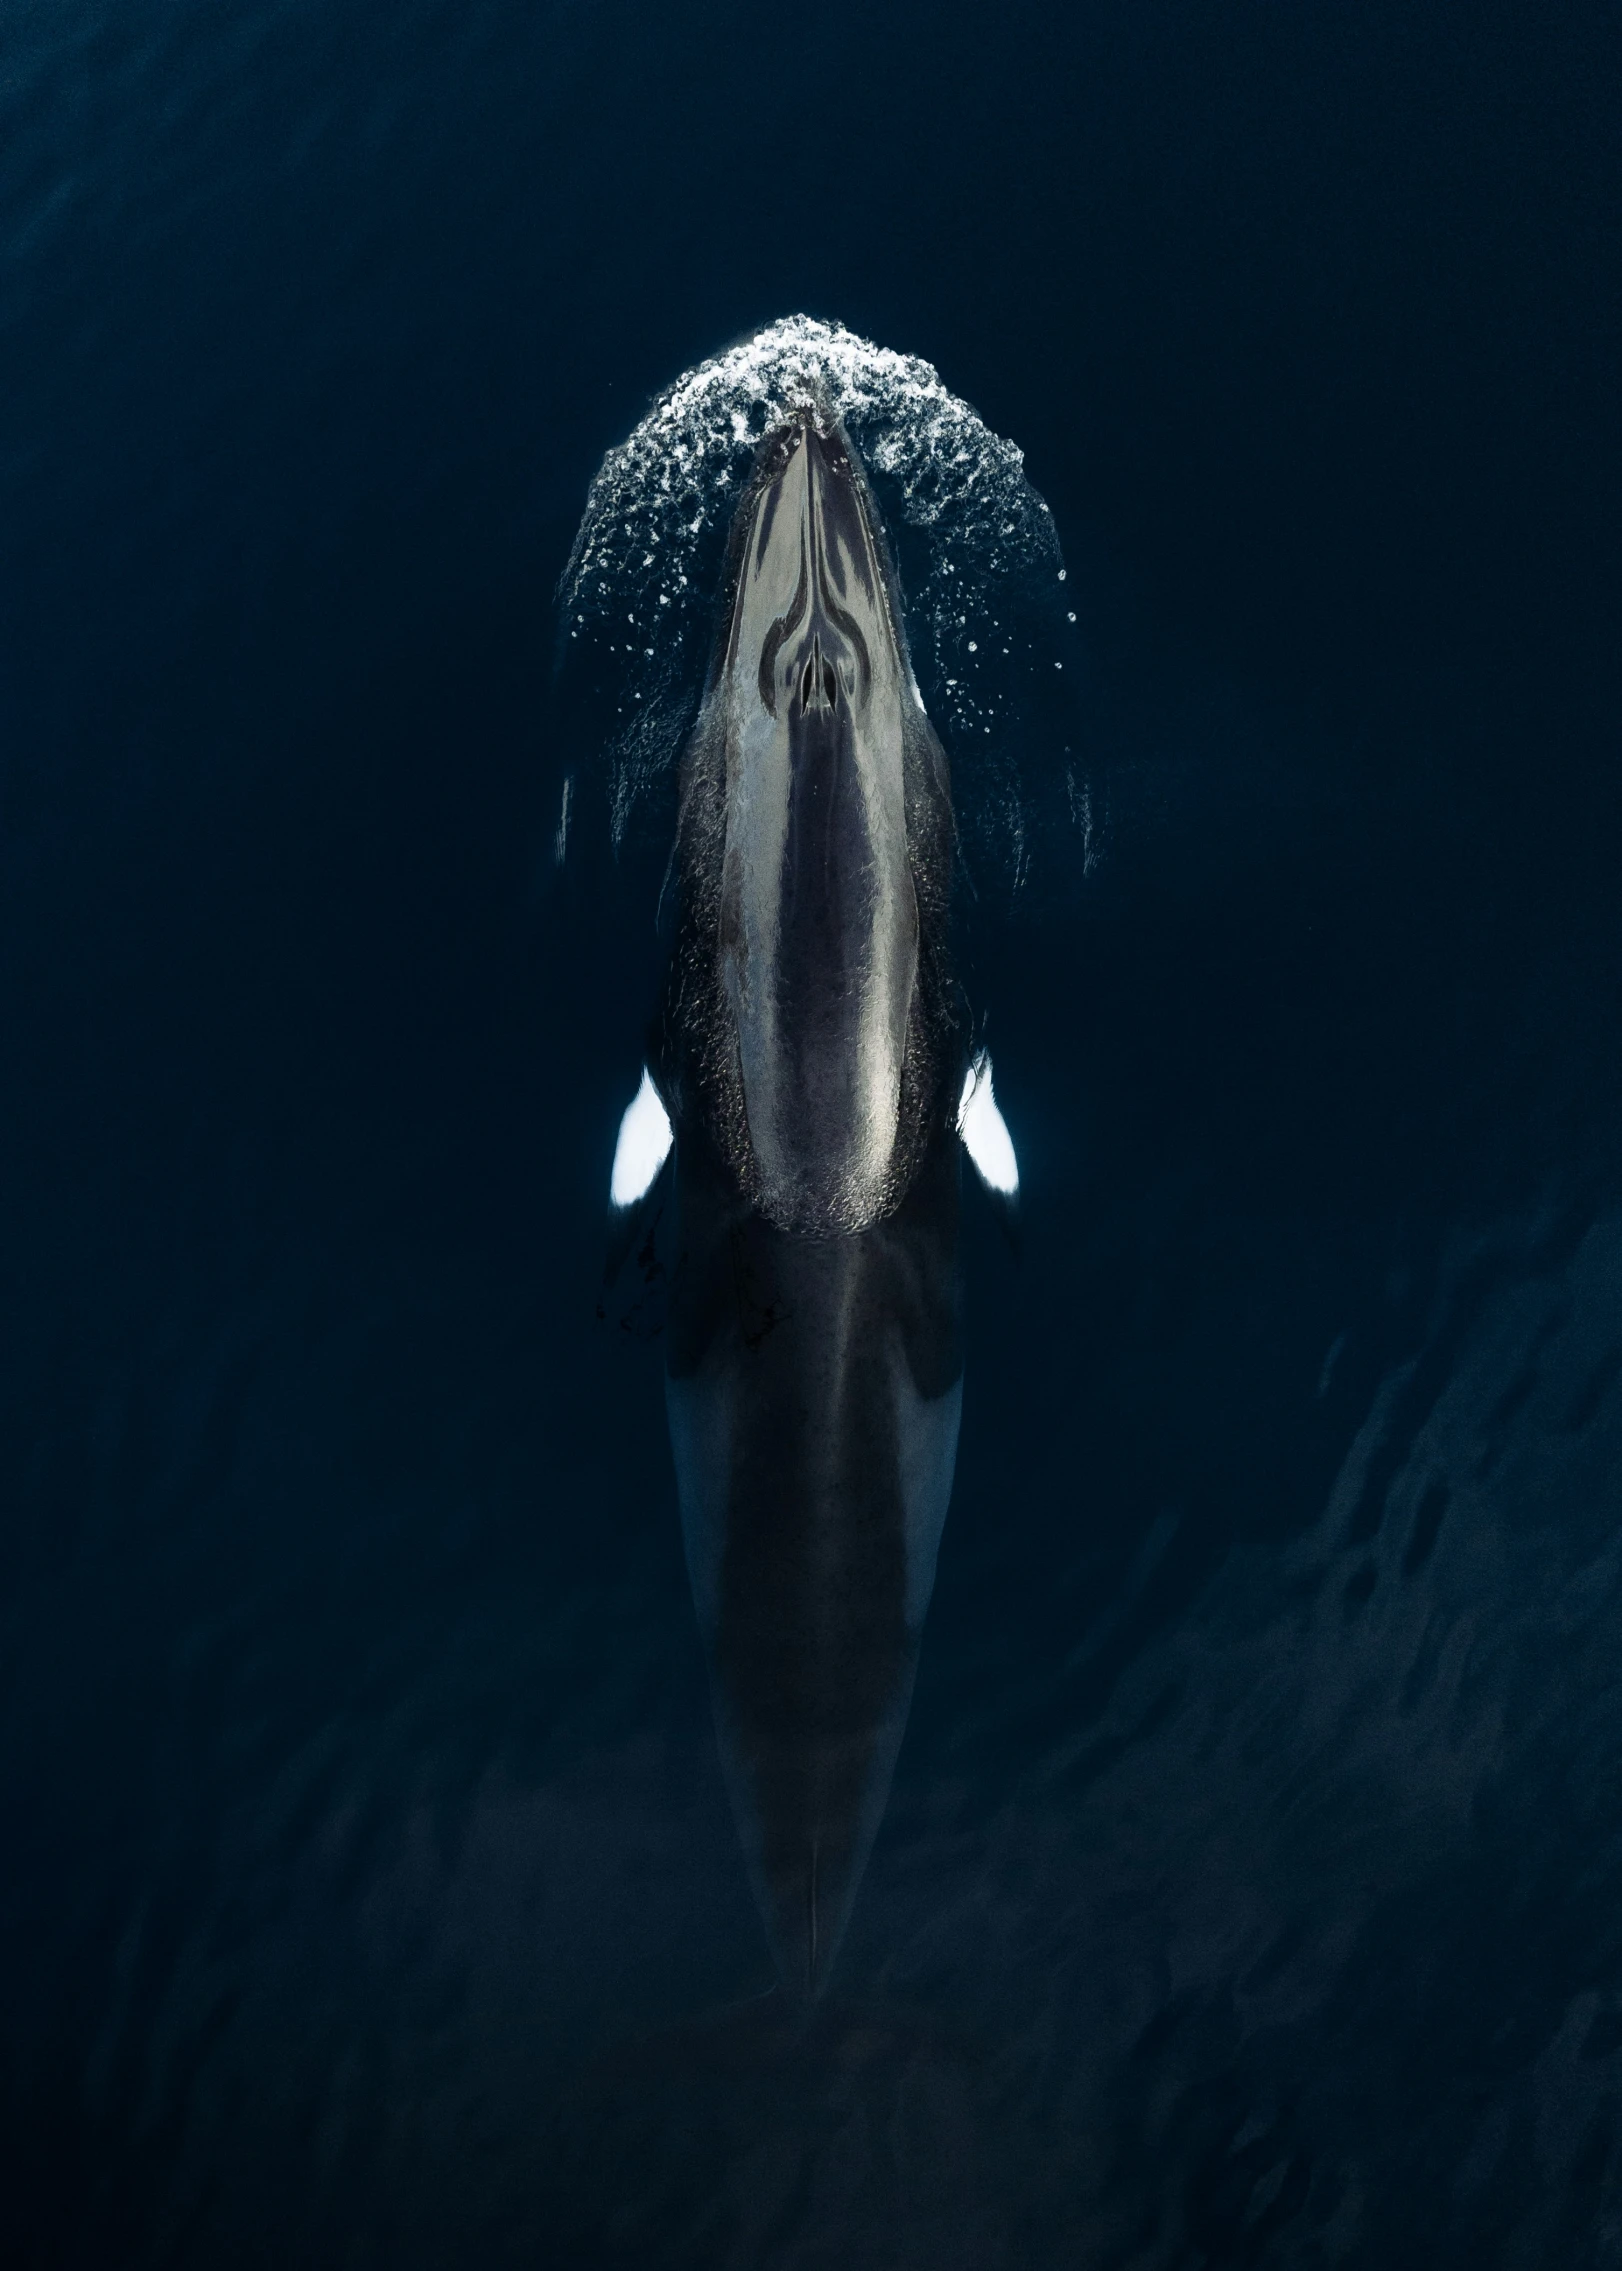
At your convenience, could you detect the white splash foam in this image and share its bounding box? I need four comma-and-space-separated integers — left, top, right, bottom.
559, 315, 1073, 861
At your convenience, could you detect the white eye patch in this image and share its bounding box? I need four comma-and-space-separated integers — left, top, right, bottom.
609, 1067, 673, 1209
957, 1052, 1019, 1197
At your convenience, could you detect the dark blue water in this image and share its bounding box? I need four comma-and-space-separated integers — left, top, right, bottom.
4, 1, 1621, 2262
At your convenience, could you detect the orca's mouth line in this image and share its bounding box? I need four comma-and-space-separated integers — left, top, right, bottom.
751, 427, 874, 724
755, 545, 808, 718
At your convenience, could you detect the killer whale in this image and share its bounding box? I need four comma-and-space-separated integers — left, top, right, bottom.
606, 411, 1018, 1999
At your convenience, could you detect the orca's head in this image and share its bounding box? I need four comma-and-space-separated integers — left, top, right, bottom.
713, 416, 925, 1235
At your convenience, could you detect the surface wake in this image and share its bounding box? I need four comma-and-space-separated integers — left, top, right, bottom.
557, 316, 1088, 897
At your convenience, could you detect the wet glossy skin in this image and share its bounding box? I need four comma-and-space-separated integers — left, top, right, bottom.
656, 413, 963, 2001
717, 417, 921, 1239
664, 1106, 962, 2001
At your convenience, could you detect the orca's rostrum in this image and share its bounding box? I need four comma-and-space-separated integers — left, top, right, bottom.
606, 409, 1018, 2001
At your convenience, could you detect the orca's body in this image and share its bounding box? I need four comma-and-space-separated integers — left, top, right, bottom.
609, 414, 1011, 1999
662, 1095, 961, 2000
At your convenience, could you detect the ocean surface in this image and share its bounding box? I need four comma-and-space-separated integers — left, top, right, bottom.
4, 1, 1622, 2263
